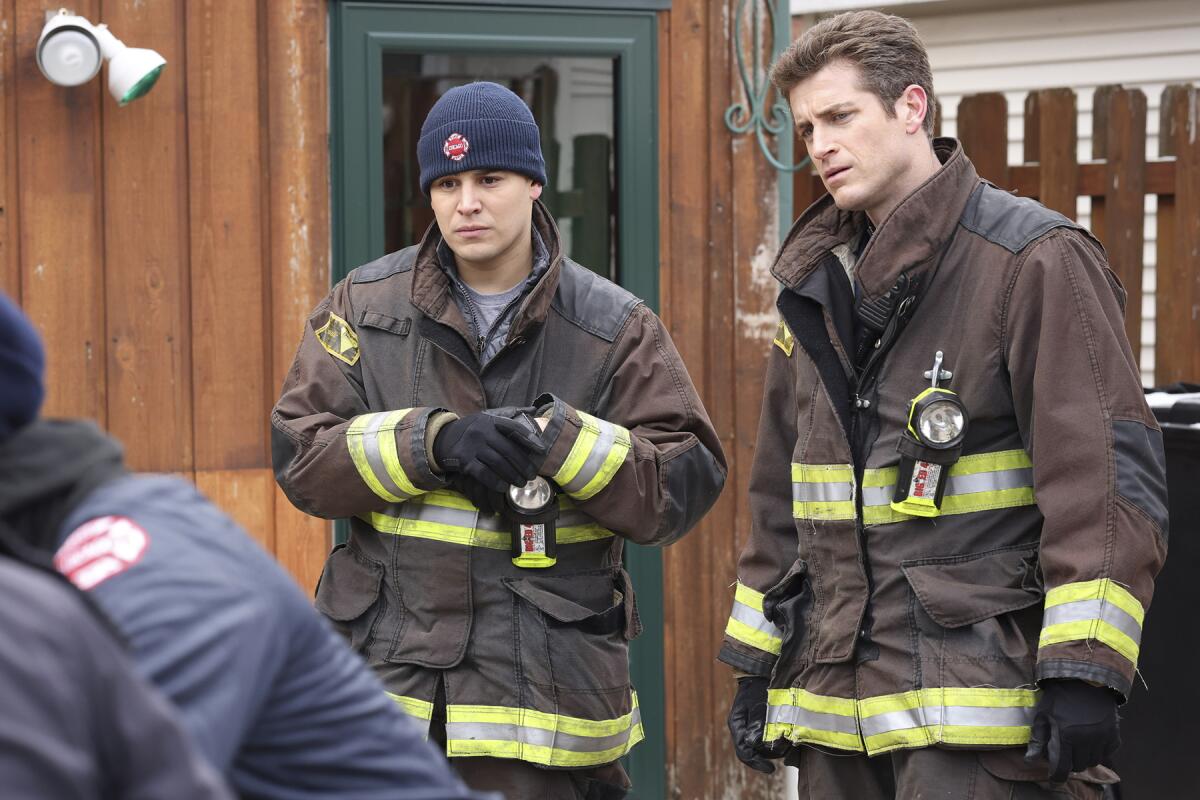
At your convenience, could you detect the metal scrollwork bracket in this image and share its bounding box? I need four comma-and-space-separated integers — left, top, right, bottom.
724, 0, 810, 173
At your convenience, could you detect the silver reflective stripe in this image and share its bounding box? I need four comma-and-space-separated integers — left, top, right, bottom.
859, 704, 1034, 738
793, 481, 854, 503
1042, 598, 1143, 643
766, 703, 859, 736
378, 501, 478, 528
862, 467, 1034, 507
862, 485, 892, 507
946, 468, 1033, 495
362, 413, 413, 500
729, 601, 782, 640
561, 420, 617, 495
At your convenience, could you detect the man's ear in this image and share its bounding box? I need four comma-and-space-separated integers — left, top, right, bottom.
897, 84, 929, 135
530, 181, 544, 201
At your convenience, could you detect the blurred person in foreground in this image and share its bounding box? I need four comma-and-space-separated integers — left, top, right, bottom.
0, 291, 493, 800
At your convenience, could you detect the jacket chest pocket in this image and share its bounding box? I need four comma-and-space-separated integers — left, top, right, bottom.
503, 568, 640, 694
356, 311, 423, 408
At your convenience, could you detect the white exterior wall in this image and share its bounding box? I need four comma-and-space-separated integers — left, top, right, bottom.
793, 0, 1200, 386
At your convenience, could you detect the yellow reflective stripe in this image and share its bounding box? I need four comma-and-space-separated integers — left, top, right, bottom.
347, 414, 403, 502
861, 449, 1036, 525
793, 500, 857, 520
552, 417, 601, 488
725, 617, 782, 655
448, 698, 640, 738
859, 688, 1036, 755
1039, 620, 1140, 664
377, 410, 420, 497
734, 582, 766, 612
445, 695, 644, 767
952, 449, 1032, 475
386, 692, 434, 721
792, 463, 855, 520
446, 733, 644, 767
573, 425, 631, 501
359, 491, 615, 549
791, 463, 854, 483
1045, 579, 1144, 625
346, 411, 421, 502
765, 688, 861, 751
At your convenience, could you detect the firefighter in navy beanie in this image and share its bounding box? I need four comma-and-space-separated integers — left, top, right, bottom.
0, 293, 45, 443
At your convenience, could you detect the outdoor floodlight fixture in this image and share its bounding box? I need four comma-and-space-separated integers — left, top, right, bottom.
36, 9, 166, 106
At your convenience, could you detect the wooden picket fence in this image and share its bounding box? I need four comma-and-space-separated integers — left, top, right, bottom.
795, 84, 1200, 385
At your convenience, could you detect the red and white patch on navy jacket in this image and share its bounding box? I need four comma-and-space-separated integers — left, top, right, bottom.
54, 516, 149, 591
443, 132, 469, 161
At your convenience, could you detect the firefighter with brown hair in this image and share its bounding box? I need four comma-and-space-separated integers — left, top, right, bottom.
720, 10, 1166, 798
274, 81, 726, 798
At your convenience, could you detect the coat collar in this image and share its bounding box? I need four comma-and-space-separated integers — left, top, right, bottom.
772, 138, 980, 303
410, 200, 565, 342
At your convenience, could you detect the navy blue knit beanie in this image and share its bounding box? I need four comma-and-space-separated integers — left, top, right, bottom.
418, 82, 547, 195
0, 293, 45, 443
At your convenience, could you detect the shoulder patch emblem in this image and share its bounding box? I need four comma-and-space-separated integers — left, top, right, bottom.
315, 312, 360, 365
54, 516, 149, 591
773, 319, 795, 357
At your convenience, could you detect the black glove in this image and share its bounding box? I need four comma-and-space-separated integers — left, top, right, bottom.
433, 412, 540, 494
727, 676, 779, 774
1024, 679, 1121, 782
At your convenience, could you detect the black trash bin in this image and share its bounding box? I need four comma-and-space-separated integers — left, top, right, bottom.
1109, 387, 1200, 799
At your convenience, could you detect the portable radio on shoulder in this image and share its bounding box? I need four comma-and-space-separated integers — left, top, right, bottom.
891, 351, 968, 518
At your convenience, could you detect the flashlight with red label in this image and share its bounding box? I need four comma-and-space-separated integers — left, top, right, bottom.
504, 477, 559, 568
891, 351, 969, 518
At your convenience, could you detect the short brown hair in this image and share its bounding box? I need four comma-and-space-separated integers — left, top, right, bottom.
771, 10, 936, 137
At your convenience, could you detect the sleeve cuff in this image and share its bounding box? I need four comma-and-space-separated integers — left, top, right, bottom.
718, 642, 776, 677
1035, 658, 1132, 703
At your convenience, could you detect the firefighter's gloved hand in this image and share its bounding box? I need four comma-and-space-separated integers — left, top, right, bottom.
728, 676, 778, 774
1024, 679, 1120, 782
433, 412, 539, 493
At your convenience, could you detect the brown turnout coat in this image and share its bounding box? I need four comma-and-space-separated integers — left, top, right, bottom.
273, 203, 725, 770
720, 140, 1167, 763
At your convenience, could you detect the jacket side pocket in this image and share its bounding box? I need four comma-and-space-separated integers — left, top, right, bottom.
314, 543, 399, 661
901, 543, 1043, 686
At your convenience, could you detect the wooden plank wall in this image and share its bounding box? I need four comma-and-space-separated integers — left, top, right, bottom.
1, 0, 330, 592
658, 2, 789, 797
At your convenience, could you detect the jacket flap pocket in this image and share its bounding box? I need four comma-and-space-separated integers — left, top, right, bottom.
504, 571, 623, 633
901, 544, 1042, 628
315, 544, 385, 622
357, 310, 411, 336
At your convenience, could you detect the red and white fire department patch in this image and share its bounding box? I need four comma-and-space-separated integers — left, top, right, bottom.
54, 516, 149, 591
443, 132, 470, 161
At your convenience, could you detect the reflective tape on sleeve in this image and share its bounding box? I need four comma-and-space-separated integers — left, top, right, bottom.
1039, 578, 1145, 666
765, 688, 862, 751
791, 463, 856, 521
553, 412, 632, 501
861, 450, 1035, 526
724, 582, 783, 656
347, 410, 421, 502
444, 692, 644, 767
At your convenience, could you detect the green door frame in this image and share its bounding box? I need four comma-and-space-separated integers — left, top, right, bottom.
331, 4, 665, 797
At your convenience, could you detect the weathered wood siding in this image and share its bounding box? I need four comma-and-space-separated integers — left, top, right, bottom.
1, 0, 330, 592
658, 2, 788, 797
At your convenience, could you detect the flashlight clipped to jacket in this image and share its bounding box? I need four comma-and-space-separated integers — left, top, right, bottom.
495, 413, 560, 568
891, 351, 969, 517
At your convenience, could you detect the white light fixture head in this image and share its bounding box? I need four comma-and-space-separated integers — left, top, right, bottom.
36, 9, 166, 105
